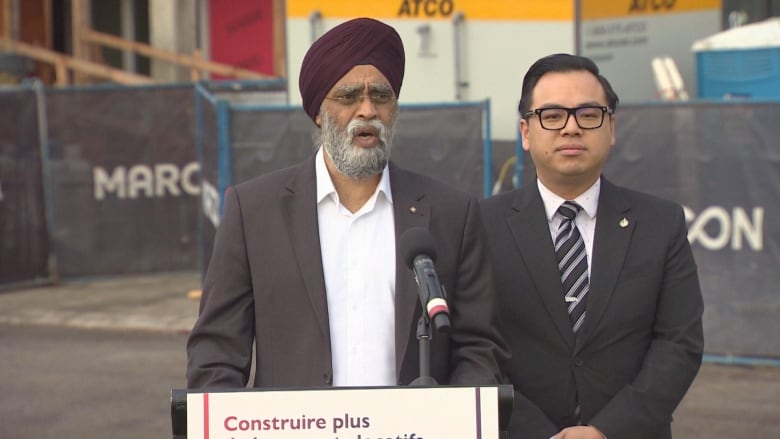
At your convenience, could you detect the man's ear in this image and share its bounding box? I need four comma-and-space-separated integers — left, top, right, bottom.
519, 119, 531, 152
315, 113, 322, 127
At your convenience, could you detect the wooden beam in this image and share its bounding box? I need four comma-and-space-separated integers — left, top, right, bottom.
0, 37, 155, 85
54, 59, 67, 86
43, 0, 52, 47
0, 0, 9, 40
70, 0, 91, 84
1, 0, 19, 41
272, 0, 286, 78
82, 28, 273, 80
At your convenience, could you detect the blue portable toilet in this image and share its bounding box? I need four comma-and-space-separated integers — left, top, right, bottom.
693, 18, 780, 100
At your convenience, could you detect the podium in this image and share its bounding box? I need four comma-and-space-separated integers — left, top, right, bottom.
171, 384, 513, 438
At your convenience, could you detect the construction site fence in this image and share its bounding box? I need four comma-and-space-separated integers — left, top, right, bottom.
0, 81, 489, 283
0, 81, 778, 359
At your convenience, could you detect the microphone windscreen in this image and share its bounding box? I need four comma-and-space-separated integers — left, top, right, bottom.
399, 227, 438, 269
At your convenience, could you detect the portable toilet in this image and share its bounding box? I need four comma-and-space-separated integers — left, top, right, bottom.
693, 17, 780, 99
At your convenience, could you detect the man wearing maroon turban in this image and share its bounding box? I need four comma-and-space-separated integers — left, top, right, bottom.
299, 17, 405, 125
188, 18, 508, 394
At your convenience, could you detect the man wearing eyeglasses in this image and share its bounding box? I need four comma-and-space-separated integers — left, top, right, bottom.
480, 53, 704, 439
187, 17, 508, 392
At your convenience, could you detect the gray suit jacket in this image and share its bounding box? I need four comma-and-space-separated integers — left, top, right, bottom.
480, 178, 704, 439
187, 155, 509, 389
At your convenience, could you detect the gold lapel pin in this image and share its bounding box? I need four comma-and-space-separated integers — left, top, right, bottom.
619, 217, 629, 228
410, 206, 417, 214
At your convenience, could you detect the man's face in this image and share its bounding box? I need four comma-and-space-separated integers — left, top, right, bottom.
316, 65, 399, 179
520, 70, 615, 193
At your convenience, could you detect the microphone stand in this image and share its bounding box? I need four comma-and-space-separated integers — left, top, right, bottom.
410, 313, 438, 386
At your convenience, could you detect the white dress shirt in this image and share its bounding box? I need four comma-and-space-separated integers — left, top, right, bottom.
537, 178, 600, 276
315, 147, 397, 386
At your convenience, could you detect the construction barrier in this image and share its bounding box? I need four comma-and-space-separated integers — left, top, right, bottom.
0, 85, 50, 288
45, 84, 200, 277
0, 80, 777, 359
606, 101, 780, 359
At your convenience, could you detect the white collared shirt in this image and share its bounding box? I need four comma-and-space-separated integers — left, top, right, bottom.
537, 178, 600, 275
315, 147, 397, 386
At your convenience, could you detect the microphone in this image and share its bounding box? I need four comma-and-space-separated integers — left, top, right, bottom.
399, 227, 451, 333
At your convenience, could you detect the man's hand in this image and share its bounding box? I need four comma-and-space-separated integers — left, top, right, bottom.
553, 425, 606, 439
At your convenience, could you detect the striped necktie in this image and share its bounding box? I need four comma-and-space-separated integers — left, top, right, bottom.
555, 201, 588, 334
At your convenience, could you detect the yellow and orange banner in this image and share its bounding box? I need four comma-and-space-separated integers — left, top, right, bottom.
286, 0, 573, 21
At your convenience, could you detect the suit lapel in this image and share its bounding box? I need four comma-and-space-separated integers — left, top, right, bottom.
279, 160, 433, 377
280, 155, 331, 342
389, 164, 430, 375
578, 178, 634, 345
508, 187, 576, 348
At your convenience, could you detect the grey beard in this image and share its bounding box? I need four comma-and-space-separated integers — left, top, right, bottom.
317, 114, 395, 179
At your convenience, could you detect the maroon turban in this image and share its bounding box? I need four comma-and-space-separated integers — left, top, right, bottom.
299, 17, 405, 123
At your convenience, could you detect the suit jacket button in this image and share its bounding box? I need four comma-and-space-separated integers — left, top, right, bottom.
574, 358, 584, 367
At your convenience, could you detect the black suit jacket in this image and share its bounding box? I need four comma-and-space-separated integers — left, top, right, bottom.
187, 155, 509, 389
480, 178, 704, 439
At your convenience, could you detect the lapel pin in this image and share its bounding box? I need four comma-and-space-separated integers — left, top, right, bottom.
410, 206, 417, 214
619, 217, 629, 228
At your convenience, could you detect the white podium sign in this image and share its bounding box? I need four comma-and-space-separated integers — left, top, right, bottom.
186, 386, 499, 439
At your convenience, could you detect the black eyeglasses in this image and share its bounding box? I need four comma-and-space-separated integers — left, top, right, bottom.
324, 91, 396, 107
524, 106, 612, 130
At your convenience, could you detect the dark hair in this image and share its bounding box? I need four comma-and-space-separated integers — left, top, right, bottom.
518, 53, 619, 118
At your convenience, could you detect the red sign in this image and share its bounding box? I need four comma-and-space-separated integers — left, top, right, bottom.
208, 0, 275, 78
